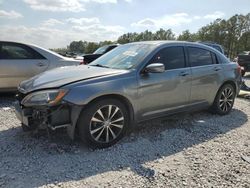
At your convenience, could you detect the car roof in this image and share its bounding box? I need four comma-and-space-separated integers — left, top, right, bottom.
126, 40, 210, 46
126, 40, 216, 49
0, 41, 39, 47
0, 40, 66, 59
123, 40, 224, 57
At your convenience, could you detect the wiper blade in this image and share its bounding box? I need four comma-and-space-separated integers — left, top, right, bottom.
91, 64, 110, 68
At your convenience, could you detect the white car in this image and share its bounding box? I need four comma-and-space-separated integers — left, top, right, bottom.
0, 41, 81, 91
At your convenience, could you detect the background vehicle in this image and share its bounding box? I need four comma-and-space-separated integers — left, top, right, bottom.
0, 41, 81, 91
15, 41, 241, 148
198, 41, 225, 55
236, 51, 250, 76
81, 44, 118, 64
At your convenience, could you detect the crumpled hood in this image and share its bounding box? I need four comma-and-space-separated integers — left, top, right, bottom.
19, 65, 127, 93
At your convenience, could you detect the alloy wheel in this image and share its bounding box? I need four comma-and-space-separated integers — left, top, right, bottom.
89, 105, 124, 143
219, 87, 234, 112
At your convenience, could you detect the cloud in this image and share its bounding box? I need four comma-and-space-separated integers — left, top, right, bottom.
23, 0, 131, 12
194, 16, 201, 20
72, 24, 125, 40
204, 11, 225, 19
131, 11, 226, 31
131, 13, 192, 29
66, 17, 100, 25
81, 0, 117, 3
23, 0, 85, 12
0, 24, 125, 48
0, 10, 23, 19
41, 18, 64, 27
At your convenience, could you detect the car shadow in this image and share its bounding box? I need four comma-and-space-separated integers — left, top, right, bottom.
0, 96, 248, 187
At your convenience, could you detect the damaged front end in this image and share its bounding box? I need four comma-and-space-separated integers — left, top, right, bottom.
15, 89, 81, 139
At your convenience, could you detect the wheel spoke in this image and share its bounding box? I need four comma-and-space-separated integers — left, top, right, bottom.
222, 91, 226, 98
111, 117, 124, 123
220, 102, 224, 107
97, 109, 105, 120
91, 117, 103, 123
108, 127, 116, 139
111, 123, 123, 129
91, 126, 104, 134
106, 127, 109, 142
110, 107, 119, 120
226, 101, 232, 107
227, 91, 233, 98
108, 105, 112, 119
224, 103, 227, 111
95, 127, 105, 141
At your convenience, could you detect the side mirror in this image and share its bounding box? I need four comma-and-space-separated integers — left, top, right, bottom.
144, 63, 165, 73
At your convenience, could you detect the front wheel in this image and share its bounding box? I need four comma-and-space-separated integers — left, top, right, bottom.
77, 99, 129, 148
210, 84, 236, 115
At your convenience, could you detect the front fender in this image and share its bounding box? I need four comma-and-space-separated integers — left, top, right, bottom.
63, 76, 138, 139
63, 77, 137, 106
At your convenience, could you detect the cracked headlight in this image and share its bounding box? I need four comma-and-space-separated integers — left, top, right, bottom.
21, 89, 68, 107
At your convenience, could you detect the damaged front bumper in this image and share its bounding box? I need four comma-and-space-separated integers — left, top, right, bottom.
14, 92, 82, 139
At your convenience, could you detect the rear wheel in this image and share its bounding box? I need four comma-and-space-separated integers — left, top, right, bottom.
78, 99, 129, 148
210, 84, 236, 115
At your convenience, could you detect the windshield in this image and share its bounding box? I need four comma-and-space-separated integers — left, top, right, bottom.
89, 44, 154, 70
93, 46, 108, 54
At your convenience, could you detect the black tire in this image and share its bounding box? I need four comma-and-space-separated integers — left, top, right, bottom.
210, 84, 236, 115
22, 123, 32, 132
21, 123, 37, 132
77, 98, 129, 148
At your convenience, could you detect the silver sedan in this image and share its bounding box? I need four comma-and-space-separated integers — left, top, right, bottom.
0, 41, 81, 91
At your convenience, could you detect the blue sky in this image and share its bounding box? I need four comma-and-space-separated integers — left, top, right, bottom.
0, 0, 249, 48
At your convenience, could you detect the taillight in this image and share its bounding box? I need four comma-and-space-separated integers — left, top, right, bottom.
237, 65, 242, 74
79, 59, 87, 65
236, 62, 242, 75
79, 60, 84, 65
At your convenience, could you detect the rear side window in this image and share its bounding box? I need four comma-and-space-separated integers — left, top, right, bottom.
0, 43, 45, 60
188, 47, 213, 67
150, 46, 186, 70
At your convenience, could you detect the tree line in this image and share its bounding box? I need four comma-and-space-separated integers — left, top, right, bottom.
52, 13, 250, 59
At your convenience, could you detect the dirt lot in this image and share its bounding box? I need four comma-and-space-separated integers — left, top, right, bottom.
0, 80, 250, 187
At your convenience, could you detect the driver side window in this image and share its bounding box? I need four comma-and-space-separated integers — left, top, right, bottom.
150, 46, 186, 70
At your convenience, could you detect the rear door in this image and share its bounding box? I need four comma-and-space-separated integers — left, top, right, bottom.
0, 42, 49, 89
137, 46, 192, 120
187, 46, 224, 104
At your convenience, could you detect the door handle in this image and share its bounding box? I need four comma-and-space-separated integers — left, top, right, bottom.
36, 62, 46, 67
213, 67, 222, 71
179, 72, 189, 77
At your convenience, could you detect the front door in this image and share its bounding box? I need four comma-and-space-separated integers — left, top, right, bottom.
137, 46, 192, 120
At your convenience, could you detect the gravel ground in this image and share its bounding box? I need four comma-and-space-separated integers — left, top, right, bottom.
0, 92, 250, 187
